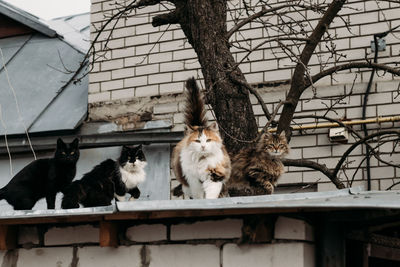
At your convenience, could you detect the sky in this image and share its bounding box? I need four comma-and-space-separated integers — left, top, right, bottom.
3, 0, 90, 20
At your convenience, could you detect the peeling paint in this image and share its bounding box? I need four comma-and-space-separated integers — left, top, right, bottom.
88, 94, 185, 122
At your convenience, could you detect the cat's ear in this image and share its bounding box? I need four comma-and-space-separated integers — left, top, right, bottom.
185, 125, 194, 134
263, 131, 272, 139
279, 130, 288, 140
70, 138, 79, 148
208, 122, 218, 132
122, 145, 130, 151
57, 138, 66, 149
136, 144, 143, 150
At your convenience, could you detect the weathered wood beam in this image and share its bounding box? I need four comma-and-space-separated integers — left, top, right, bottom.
99, 221, 119, 247
0, 225, 17, 250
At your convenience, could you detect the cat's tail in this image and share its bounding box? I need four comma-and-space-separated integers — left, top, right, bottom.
184, 77, 207, 127
171, 184, 183, 197
61, 182, 83, 209
0, 187, 5, 200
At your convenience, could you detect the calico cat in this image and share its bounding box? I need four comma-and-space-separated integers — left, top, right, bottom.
61, 145, 146, 209
0, 138, 79, 210
172, 77, 231, 199
227, 131, 289, 196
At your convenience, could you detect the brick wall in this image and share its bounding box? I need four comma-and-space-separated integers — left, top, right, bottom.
89, 0, 400, 191
1, 216, 314, 267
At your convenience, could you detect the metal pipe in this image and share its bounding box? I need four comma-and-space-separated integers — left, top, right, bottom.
269, 115, 400, 132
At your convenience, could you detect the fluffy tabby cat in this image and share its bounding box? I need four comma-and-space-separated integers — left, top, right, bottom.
172, 77, 231, 199
0, 138, 79, 210
227, 131, 289, 196
62, 145, 146, 209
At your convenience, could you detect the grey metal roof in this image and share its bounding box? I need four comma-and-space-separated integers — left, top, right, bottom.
116, 187, 400, 212
0, 5, 88, 136
0, 205, 115, 220
46, 13, 90, 53
1, 187, 399, 221
0, 1, 56, 37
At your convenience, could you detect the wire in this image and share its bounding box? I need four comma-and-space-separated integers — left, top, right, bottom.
0, 47, 37, 160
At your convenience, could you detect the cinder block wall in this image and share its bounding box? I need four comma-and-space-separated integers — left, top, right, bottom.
1, 217, 314, 267
89, 0, 400, 192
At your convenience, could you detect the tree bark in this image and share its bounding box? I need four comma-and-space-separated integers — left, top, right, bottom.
172, 0, 259, 153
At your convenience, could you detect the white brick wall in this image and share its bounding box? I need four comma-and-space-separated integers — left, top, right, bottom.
78, 246, 142, 266
126, 224, 167, 242
274, 217, 314, 241
147, 245, 220, 267
44, 225, 99, 246
5, 217, 315, 266
17, 247, 73, 267
223, 243, 315, 267
170, 219, 243, 240
89, 0, 400, 191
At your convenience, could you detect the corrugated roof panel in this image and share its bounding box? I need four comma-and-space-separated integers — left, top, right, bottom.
0, 33, 87, 135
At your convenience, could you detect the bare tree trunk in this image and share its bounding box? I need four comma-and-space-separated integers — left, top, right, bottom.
158, 0, 258, 153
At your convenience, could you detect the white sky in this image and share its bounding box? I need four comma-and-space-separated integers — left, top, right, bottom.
4, 0, 90, 20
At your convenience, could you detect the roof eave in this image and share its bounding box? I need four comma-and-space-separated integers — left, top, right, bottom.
0, 2, 57, 37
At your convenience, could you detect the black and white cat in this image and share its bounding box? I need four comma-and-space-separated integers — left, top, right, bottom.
0, 138, 80, 210
61, 145, 147, 209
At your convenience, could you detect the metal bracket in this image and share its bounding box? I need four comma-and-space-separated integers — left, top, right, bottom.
371, 38, 386, 52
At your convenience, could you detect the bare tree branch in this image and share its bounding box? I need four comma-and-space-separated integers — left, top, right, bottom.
277, 0, 346, 134
282, 158, 345, 189
152, 9, 180, 26
227, 3, 326, 38
306, 62, 400, 88
332, 130, 400, 177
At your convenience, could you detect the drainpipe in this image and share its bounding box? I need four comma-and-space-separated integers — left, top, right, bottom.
362, 25, 399, 190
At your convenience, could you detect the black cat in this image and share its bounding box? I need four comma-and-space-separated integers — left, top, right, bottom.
0, 138, 79, 210
61, 145, 147, 209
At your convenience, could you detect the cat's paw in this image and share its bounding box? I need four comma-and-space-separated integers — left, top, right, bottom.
208, 168, 225, 182
262, 181, 274, 194
129, 196, 136, 201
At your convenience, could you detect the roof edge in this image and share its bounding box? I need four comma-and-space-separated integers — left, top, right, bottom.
0, 1, 57, 37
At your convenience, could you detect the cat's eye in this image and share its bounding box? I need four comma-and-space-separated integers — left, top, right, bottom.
195, 140, 201, 143
206, 139, 211, 142
70, 152, 75, 155
62, 152, 66, 155
128, 156, 131, 160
